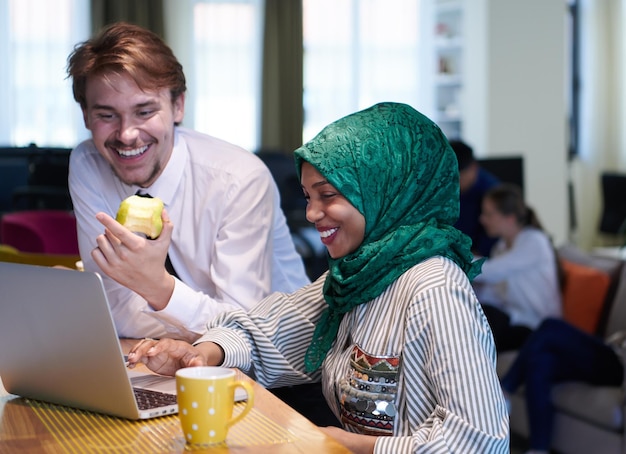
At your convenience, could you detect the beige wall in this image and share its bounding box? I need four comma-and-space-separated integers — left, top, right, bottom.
463, 0, 570, 246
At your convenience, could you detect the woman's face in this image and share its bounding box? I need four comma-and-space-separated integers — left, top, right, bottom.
300, 162, 365, 259
480, 197, 511, 238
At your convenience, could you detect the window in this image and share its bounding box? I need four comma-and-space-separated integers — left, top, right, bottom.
302, 0, 426, 142
0, 0, 90, 147
190, 0, 263, 152
2, 1, 429, 153
173, 0, 427, 151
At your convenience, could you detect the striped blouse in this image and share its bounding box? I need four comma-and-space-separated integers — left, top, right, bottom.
196, 256, 510, 453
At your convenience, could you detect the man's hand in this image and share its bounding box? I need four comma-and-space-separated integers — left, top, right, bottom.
91, 208, 175, 310
126, 338, 225, 376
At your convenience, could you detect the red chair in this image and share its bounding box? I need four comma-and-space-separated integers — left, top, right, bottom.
0, 210, 79, 255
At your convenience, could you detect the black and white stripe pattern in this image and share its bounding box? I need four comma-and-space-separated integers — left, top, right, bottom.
197, 256, 509, 453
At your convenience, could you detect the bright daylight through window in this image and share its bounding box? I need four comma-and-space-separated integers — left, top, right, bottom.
0, 0, 90, 148
0, 0, 427, 152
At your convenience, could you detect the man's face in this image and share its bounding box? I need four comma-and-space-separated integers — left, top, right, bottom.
458, 162, 479, 193
82, 72, 184, 187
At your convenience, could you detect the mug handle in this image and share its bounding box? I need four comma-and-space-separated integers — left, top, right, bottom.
226, 380, 255, 428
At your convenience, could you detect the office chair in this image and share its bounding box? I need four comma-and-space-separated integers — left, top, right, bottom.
598, 172, 626, 236
0, 210, 79, 255
10, 145, 73, 211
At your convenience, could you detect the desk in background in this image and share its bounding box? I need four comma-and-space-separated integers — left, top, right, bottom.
0, 340, 349, 454
592, 246, 626, 259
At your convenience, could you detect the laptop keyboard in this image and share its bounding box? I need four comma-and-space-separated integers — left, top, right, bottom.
133, 387, 177, 410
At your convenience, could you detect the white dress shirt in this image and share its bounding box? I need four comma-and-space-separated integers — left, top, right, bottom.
472, 227, 562, 329
197, 257, 509, 453
69, 127, 309, 341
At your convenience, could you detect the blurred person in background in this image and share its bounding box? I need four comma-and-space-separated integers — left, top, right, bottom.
473, 183, 563, 352
450, 139, 499, 257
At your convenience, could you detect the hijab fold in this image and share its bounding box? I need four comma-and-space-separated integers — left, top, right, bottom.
294, 102, 481, 372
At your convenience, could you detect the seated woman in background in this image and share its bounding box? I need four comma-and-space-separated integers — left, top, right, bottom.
472, 183, 563, 352
127, 102, 509, 453
501, 317, 625, 454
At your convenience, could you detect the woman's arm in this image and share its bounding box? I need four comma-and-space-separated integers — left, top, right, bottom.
196, 274, 328, 386
474, 229, 554, 284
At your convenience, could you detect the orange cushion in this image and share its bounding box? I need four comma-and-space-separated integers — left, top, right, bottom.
561, 259, 611, 334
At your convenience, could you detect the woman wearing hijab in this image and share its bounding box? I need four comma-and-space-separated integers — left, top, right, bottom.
127, 102, 509, 453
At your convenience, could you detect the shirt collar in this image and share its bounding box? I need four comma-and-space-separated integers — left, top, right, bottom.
127, 128, 187, 207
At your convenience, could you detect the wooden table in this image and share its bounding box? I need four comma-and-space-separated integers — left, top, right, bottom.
0, 340, 350, 453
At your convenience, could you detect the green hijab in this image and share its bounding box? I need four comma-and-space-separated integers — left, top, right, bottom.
294, 102, 482, 372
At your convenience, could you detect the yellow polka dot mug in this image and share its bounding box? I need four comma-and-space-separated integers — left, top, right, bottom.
175, 366, 254, 446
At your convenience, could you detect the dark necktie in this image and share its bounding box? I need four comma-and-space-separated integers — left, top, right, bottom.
134, 191, 180, 280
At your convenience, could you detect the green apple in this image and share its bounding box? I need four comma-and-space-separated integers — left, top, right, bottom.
115, 195, 164, 239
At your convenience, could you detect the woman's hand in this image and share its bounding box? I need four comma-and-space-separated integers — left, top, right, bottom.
319, 426, 377, 454
126, 338, 225, 376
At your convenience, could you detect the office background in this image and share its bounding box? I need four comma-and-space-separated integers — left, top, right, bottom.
1, 0, 624, 252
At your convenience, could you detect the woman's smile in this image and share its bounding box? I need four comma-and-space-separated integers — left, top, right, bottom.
300, 162, 365, 259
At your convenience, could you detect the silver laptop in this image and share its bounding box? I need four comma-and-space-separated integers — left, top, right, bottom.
0, 262, 243, 420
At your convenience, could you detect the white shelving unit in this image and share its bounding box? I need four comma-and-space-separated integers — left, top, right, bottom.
433, 0, 464, 139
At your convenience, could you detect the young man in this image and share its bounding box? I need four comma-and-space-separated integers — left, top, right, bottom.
66, 22, 309, 342
450, 139, 500, 257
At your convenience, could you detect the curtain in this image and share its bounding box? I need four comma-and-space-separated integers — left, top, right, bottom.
91, 0, 165, 37
260, 0, 303, 154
